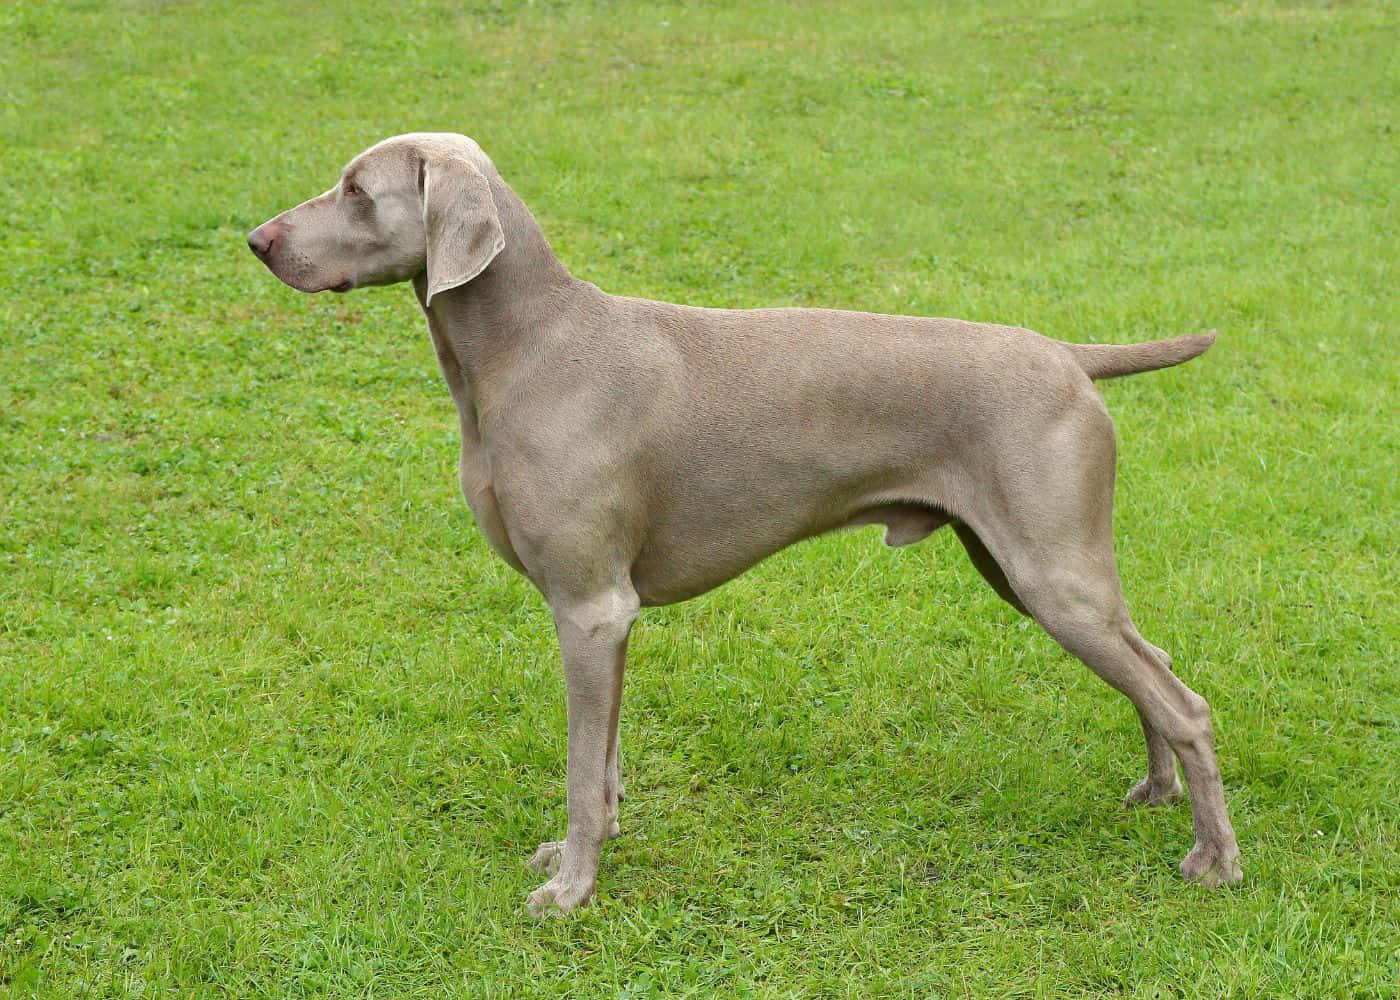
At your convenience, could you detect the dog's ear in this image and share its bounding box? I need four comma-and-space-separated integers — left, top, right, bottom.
421, 156, 505, 305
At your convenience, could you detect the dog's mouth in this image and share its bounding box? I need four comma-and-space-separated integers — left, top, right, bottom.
258, 254, 353, 295
275, 270, 353, 294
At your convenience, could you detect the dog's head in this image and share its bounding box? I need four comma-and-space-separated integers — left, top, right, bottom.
247, 132, 504, 305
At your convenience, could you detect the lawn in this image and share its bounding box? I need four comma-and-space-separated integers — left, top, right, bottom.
2, 0, 1397, 995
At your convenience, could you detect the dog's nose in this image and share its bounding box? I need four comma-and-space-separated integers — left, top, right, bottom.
247, 222, 279, 258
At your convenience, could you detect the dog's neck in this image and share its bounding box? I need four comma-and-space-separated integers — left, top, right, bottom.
414, 175, 585, 405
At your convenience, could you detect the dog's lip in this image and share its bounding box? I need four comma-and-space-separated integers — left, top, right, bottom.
259, 263, 350, 295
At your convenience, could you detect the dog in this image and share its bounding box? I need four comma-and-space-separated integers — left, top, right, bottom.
248, 132, 1242, 915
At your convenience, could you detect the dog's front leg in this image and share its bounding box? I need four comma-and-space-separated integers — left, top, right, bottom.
525, 588, 638, 916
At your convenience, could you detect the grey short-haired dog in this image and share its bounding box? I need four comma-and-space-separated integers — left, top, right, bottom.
248, 133, 1242, 915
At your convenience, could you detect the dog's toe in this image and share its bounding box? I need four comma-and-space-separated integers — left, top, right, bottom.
525, 876, 593, 917
1180, 841, 1243, 888
1123, 774, 1184, 808
527, 841, 565, 877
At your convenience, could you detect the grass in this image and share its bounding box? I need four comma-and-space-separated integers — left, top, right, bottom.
1, 0, 1397, 995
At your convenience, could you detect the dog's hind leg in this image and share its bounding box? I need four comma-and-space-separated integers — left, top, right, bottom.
955, 520, 1182, 806
1125, 680, 1184, 808
963, 402, 1240, 885
952, 522, 1029, 616
1020, 567, 1239, 884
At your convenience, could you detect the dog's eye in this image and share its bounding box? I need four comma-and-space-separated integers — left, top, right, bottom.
344, 182, 361, 197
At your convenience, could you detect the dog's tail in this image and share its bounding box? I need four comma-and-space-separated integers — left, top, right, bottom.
1064, 330, 1216, 381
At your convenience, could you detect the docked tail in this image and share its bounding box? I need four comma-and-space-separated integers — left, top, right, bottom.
1065, 330, 1216, 380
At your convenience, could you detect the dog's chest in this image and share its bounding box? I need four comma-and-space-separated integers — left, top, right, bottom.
419, 311, 528, 574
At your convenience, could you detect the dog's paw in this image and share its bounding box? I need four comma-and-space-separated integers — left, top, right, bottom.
526, 841, 565, 877
1180, 841, 1243, 888
526, 875, 594, 917
1123, 773, 1184, 808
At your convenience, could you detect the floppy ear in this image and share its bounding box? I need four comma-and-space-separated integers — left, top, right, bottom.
421, 156, 505, 305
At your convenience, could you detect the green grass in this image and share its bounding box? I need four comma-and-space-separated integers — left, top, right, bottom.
2, 0, 1397, 995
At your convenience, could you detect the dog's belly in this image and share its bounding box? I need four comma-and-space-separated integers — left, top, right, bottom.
628, 527, 821, 606
629, 521, 808, 606
621, 350, 980, 604
625, 401, 963, 605
628, 499, 951, 606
